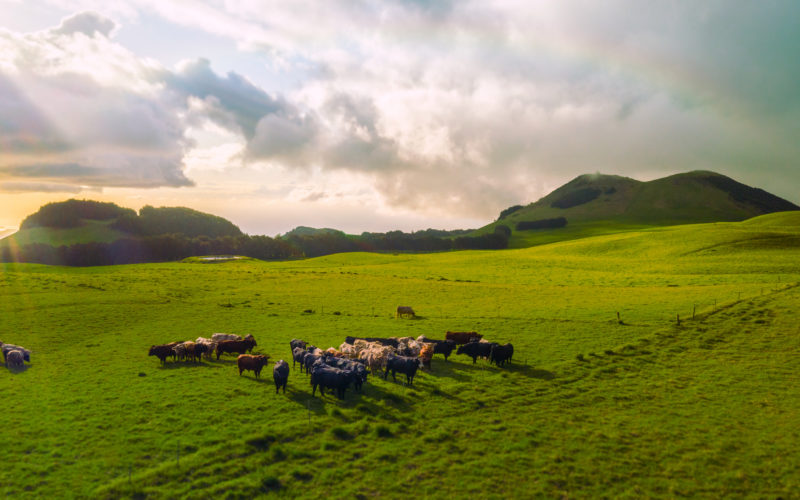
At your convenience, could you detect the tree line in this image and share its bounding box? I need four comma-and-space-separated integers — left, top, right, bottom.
0, 226, 512, 266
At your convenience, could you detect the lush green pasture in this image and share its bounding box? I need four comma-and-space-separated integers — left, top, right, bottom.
1, 214, 799, 498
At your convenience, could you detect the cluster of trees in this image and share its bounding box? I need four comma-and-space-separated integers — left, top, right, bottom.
1, 234, 299, 266
283, 226, 509, 258
550, 187, 602, 209
516, 217, 567, 230
497, 205, 524, 220
20, 200, 135, 229
112, 206, 243, 238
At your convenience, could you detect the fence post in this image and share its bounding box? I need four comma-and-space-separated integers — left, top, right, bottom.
677, 313, 681, 326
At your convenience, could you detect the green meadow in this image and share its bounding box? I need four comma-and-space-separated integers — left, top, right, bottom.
2, 212, 800, 498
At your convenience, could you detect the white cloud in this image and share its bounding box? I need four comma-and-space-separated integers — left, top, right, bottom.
2, 1, 799, 230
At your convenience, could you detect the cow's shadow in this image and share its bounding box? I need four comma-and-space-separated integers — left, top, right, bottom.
423, 357, 556, 381
5, 363, 30, 374
157, 361, 222, 369
239, 373, 271, 384
502, 363, 556, 380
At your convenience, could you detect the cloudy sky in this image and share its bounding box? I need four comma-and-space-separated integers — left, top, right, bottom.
1, 1, 798, 235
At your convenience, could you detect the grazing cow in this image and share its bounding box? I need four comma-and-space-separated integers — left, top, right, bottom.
273, 360, 289, 394
148, 343, 178, 364
310, 363, 353, 399
216, 338, 257, 360
243, 334, 257, 353
396, 306, 415, 318
212, 333, 242, 343
361, 350, 385, 375
173, 343, 187, 362
192, 342, 210, 362
446, 331, 482, 344
2, 344, 31, 363
196, 337, 217, 360
179, 341, 200, 362
456, 341, 497, 364
290, 339, 308, 353
237, 354, 269, 378
384, 354, 421, 386
6, 349, 24, 368
490, 343, 514, 367
292, 347, 308, 372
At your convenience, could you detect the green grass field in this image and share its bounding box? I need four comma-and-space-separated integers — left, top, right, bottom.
2, 212, 799, 498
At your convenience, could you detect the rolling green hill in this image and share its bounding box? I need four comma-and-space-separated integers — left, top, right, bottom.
1, 200, 243, 249
1, 213, 800, 498
490, 171, 799, 248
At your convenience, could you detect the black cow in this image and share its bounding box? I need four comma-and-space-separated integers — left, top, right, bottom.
489, 343, 514, 366
384, 354, 421, 386
323, 355, 368, 392
2, 344, 31, 363
303, 353, 322, 375
289, 338, 307, 352
292, 347, 308, 372
456, 342, 497, 364
420, 339, 457, 361
310, 363, 353, 399
273, 360, 290, 394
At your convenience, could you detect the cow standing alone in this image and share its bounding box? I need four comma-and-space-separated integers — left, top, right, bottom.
237, 354, 269, 378
273, 360, 289, 394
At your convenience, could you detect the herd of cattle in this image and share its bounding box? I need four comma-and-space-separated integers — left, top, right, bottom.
1, 341, 31, 369
148, 330, 515, 399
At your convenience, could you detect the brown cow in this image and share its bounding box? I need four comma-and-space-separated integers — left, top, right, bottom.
237, 354, 269, 378
216, 338, 257, 360
445, 331, 482, 344
419, 343, 434, 370
149, 342, 179, 364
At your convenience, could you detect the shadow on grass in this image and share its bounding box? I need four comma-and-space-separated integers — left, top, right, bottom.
425, 357, 556, 381
157, 361, 223, 370
282, 376, 418, 414
5, 363, 30, 374
504, 363, 556, 380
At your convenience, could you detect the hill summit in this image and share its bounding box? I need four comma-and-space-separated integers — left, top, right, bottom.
495, 170, 798, 231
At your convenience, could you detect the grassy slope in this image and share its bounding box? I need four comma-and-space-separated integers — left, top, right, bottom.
1, 213, 799, 498
1, 219, 129, 247
492, 172, 797, 248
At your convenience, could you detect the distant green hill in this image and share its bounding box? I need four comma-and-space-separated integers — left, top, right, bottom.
2, 199, 243, 248
488, 171, 799, 248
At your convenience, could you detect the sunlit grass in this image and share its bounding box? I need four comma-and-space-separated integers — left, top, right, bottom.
1, 213, 799, 497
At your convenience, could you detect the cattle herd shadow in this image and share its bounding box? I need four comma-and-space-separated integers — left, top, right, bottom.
158, 360, 223, 370
284, 369, 419, 414
504, 363, 556, 380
